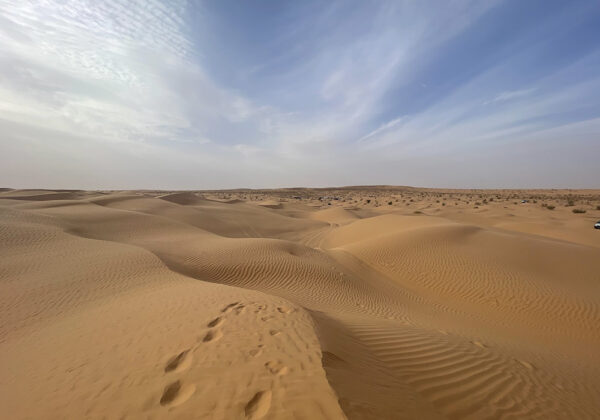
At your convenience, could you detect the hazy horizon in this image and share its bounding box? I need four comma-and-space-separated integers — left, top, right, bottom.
3, 184, 600, 192
1, 0, 599, 189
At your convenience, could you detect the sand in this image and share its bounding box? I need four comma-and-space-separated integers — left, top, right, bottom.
1, 186, 599, 419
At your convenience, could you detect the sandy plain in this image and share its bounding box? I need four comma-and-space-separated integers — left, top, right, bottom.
1, 186, 599, 419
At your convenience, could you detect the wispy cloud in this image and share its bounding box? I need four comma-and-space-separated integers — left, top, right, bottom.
487, 88, 537, 104
358, 117, 406, 142
0, 0, 599, 188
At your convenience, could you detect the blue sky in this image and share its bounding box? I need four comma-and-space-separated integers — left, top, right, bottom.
1, 0, 599, 188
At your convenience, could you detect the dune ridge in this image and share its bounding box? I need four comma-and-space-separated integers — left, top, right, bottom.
1, 187, 600, 419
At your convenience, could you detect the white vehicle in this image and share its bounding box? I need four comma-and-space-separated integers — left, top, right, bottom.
595, 221, 600, 230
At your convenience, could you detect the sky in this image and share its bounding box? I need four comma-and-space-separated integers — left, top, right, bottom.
1, 0, 599, 189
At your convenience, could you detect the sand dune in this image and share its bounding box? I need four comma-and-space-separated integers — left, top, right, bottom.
1, 187, 600, 419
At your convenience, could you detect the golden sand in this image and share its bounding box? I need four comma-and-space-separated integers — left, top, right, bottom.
1, 186, 599, 419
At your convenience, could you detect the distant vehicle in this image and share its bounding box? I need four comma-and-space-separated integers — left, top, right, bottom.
521, 200, 528, 203
595, 221, 600, 229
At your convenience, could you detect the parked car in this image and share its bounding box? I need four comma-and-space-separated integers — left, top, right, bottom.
595, 221, 600, 229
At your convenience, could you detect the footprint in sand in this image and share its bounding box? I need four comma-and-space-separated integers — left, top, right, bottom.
265, 360, 289, 376
245, 390, 272, 419
207, 317, 224, 328
222, 302, 239, 313
249, 347, 263, 358
277, 306, 292, 314
164, 349, 192, 373
159, 380, 196, 407
203, 329, 223, 343
269, 330, 280, 336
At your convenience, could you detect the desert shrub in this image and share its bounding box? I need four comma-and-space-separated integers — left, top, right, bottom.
572, 208, 586, 214
566, 200, 575, 207
366, 199, 371, 204
388, 201, 393, 205
596, 205, 600, 210
546, 205, 555, 210
442, 202, 446, 206
413, 210, 423, 214
475, 202, 482, 205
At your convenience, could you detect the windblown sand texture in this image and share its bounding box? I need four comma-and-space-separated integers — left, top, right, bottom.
1, 186, 600, 419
